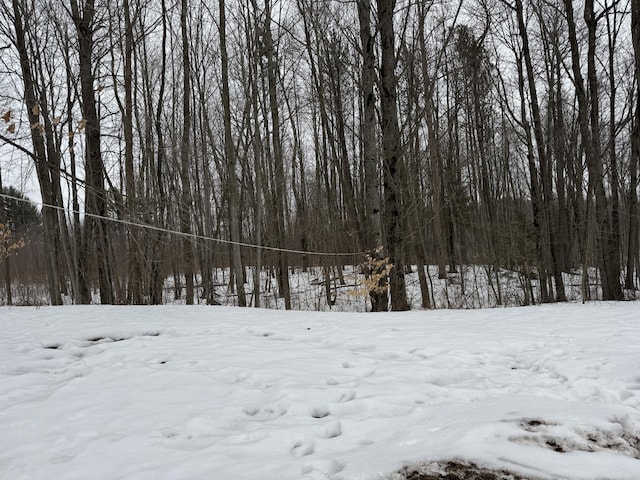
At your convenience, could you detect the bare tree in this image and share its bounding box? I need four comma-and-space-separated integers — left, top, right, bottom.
377, 0, 408, 311
514, 0, 566, 301
263, 0, 291, 310
628, 0, 640, 290
220, 0, 247, 306
7, 0, 63, 305
179, 0, 194, 304
563, 0, 623, 300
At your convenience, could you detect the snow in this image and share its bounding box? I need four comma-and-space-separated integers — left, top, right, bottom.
1, 303, 639, 479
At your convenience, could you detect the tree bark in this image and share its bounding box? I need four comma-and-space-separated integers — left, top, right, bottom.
220, 0, 247, 307
264, 0, 291, 310
123, 0, 142, 304
515, 0, 566, 302
70, 0, 115, 304
563, 0, 623, 300
627, 0, 640, 290
357, 0, 388, 311
11, 0, 63, 305
418, 4, 447, 280
377, 0, 408, 311
0, 168, 11, 306
179, 0, 194, 304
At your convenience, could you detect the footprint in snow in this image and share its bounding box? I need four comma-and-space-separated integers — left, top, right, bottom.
317, 420, 342, 439
291, 439, 315, 457
310, 406, 330, 419
302, 459, 345, 477
619, 390, 634, 401
408, 348, 430, 359
346, 343, 377, 352
338, 391, 355, 403
326, 375, 358, 386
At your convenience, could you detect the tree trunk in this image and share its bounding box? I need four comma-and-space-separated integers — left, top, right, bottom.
377, 0, 408, 311
247, 1, 263, 307
123, 0, 142, 304
70, 0, 115, 304
515, 52, 548, 303
179, 0, 194, 304
515, 0, 566, 302
150, 0, 169, 305
563, 0, 623, 300
418, 5, 447, 280
357, 0, 387, 311
11, 0, 62, 305
219, 0, 247, 307
628, 0, 640, 290
264, 1, 291, 310
0, 168, 11, 306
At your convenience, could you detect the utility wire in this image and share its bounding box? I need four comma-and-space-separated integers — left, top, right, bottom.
0, 192, 368, 258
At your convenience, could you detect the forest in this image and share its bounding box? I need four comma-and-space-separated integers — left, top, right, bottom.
0, 0, 638, 310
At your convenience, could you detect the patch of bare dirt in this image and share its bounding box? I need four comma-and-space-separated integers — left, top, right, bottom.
394, 461, 534, 480
511, 416, 640, 459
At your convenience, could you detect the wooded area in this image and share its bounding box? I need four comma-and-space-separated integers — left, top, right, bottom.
0, 0, 638, 309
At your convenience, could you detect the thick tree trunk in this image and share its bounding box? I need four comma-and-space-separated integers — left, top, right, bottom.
357, 0, 387, 311
70, 0, 115, 304
377, 0, 408, 311
628, 0, 640, 290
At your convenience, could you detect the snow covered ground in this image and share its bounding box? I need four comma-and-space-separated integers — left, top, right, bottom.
1, 303, 639, 479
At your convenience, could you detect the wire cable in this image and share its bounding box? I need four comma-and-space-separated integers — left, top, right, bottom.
0, 191, 368, 258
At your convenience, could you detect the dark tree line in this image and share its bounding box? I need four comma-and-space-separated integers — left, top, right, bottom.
0, 0, 638, 308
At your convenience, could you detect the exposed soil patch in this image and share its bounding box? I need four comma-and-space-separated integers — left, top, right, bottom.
519, 418, 557, 432
395, 461, 532, 480
511, 416, 640, 459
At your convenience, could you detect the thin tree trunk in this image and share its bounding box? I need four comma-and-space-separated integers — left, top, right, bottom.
123, 0, 142, 304
515, 0, 566, 302
0, 168, 11, 306
180, 0, 194, 304
264, 0, 291, 310
247, 1, 263, 307
150, 0, 169, 305
515, 51, 548, 303
564, 0, 623, 300
220, 0, 246, 307
62, 27, 83, 303
418, 5, 447, 280
11, 0, 62, 305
